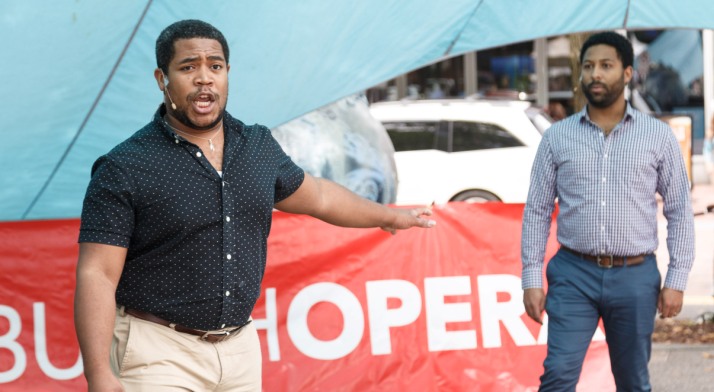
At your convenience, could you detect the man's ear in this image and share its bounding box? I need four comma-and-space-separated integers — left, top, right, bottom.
154, 68, 166, 91
624, 65, 633, 84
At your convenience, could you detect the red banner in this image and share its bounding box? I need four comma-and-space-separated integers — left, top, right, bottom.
0, 203, 614, 391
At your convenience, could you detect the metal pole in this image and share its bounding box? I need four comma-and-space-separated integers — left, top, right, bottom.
464, 51, 477, 97
703, 30, 713, 144
396, 74, 408, 100
535, 38, 548, 107
616, 29, 631, 100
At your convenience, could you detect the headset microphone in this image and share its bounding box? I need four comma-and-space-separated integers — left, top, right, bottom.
166, 91, 177, 110
162, 72, 177, 110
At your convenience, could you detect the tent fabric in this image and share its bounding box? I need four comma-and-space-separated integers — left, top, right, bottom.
3, 0, 714, 221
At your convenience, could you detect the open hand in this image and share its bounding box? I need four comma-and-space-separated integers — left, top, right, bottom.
380, 204, 436, 234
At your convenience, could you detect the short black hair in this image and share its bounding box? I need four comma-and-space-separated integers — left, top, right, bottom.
155, 19, 229, 74
580, 31, 633, 69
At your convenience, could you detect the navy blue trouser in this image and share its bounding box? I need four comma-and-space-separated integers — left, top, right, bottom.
539, 248, 660, 392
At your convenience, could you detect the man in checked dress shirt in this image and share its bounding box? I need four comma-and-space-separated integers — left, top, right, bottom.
521, 32, 694, 391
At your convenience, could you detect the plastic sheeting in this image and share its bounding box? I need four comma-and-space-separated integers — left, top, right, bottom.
272, 94, 397, 204
3, 0, 714, 220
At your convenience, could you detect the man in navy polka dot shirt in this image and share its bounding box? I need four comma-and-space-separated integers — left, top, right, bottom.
74, 19, 435, 392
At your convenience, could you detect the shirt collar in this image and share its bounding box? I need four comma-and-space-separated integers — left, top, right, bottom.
577, 100, 635, 126
154, 104, 179, 141
152, 104, 243, 142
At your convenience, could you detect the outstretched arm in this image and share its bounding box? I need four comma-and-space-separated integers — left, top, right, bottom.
275, 172, 435, 233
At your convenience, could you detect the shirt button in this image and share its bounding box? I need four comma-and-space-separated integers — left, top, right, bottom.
196, 152, 202, 157
175, 139, 179, 144
601, 226, 605, 231
602, 177, 606, 183
221, 323, 226, 328
225, 291, 231, 297
227, 254, 232, 260
226, 216, 231, 222
602, 201, 606, 206
604, 154, 608, 158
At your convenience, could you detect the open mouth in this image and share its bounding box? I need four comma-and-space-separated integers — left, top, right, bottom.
191, 92, 216, 113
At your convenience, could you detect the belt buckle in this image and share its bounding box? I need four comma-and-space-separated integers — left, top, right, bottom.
596, 255, 614, 269
201, 330, 232, 342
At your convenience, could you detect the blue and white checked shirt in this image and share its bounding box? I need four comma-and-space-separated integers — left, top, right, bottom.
521, 103, 695, 291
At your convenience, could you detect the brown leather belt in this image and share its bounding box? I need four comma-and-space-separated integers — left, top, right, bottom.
123, 308, 248, 343
560, 246, 649, 268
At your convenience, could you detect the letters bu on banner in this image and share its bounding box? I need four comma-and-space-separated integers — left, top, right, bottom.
0, 204, 614, 391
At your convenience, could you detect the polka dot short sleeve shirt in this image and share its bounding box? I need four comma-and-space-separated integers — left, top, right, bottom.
79, 106, 304, 330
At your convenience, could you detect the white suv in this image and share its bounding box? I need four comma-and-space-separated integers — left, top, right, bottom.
369, 99, 551, 205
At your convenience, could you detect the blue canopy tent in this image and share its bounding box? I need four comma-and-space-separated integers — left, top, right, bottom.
3, 0, 714, 221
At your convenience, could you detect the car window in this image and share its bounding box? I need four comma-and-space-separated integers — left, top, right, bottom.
451, 121, 524, 152
383, 121, 448, 152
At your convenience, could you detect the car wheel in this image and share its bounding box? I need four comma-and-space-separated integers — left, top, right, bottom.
451, 190, 501, 203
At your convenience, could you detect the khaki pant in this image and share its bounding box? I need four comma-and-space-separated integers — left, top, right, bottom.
111, 308, 261, 391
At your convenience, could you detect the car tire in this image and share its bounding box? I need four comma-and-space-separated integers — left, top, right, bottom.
451, 190, 501, 203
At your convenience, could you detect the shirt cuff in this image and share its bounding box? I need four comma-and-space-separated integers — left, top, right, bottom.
663, 268, 690, 292
521, 263, 543, 289
78, 229, 131, 248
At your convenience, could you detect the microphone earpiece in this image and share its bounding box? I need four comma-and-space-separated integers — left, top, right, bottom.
162, 72, 177, 110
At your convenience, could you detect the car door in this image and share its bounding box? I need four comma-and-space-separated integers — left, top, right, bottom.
382, 120, 451, 205
447, 119, 537, 203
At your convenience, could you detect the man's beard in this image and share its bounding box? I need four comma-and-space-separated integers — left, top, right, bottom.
172, 91, 228, 131
173, 107, 225, 131
581, 76, 626, 109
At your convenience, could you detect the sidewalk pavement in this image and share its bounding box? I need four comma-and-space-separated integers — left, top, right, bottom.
650, 343, 714, 391
657, 181, 714, 320
649, 168, 714, 391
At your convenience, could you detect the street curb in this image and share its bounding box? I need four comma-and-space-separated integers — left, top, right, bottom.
652, 343, 714, 351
